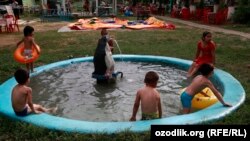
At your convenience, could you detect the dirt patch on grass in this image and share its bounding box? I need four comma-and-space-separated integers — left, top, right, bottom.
0, 35, 21, 47
0, 21, 70, 48
32, 21, 70, 32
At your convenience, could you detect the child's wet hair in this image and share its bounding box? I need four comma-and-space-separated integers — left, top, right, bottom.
101, 28, 108, 36
23, 25, 34, 37
14, 68, 29, 85
198, 64, 214, 76
144, 71, 159, 87
202, 31, 211, 41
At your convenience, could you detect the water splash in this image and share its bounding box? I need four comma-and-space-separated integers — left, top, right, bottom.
113, 39, 123, 62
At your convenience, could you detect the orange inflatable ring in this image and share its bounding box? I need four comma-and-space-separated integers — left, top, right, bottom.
14, 43, 40, 64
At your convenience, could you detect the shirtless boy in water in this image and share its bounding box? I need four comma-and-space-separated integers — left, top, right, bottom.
130, 71, 162, 121
181, 63, 231, 114
12, 68, 56, 116
16, 26, 40, 72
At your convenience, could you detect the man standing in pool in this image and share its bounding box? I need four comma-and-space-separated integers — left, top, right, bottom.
92, 28, 122, 83
130, 71, 162, 121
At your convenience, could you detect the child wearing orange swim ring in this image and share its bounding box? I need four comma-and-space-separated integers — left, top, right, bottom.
16, 26, 40, 72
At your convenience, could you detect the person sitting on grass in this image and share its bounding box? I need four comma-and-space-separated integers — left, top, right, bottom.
12, 68, 57, 116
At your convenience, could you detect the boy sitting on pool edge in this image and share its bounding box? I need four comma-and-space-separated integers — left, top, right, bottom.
11, 68, 57, 116
181, 63, 231, 114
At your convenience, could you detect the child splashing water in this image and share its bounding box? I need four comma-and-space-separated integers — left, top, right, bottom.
92, 28, 123, 83
105, 33, 115, 77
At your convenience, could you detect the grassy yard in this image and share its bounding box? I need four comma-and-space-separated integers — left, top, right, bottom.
0, 18, 249, 140
222, 23, 250, 33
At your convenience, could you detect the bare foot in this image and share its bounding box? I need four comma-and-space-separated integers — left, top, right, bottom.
47, 107, 58, 114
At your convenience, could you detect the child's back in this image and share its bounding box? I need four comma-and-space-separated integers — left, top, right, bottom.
185, 75, 210, 96
130, 71, 162, 121
138, 86, 160, 115
12, 84, 30, 112
12, 68, 57, 116
11, 68, 32, 116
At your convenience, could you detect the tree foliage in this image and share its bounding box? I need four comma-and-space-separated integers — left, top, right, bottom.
232, 0, 250, 24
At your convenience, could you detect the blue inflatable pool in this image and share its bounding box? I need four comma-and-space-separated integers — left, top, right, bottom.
0, 55, 245, 134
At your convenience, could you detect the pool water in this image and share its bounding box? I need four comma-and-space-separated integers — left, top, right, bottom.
30, 61, 187, 122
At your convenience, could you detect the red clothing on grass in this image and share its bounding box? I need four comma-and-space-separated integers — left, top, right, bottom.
194, 41, 215, 65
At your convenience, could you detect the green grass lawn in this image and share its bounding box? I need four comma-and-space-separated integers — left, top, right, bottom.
0, 18, 249, 140
222, 24, 250, 33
